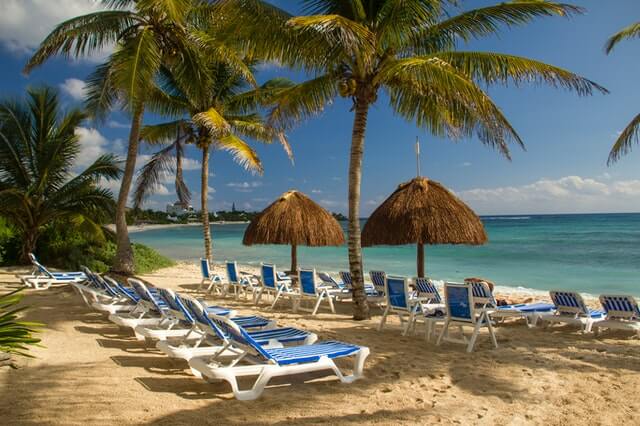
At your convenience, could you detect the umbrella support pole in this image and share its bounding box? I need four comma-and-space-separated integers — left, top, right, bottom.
291, 244, 297, 275
417, 243, 425, 278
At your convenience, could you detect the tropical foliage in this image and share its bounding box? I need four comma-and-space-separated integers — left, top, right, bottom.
212, 0, 607, 319
134, 60, 292, 261
0, 87, 121, 264
605, 21, 640, 165
0, 288, 42, 363
23, 0, 236, 275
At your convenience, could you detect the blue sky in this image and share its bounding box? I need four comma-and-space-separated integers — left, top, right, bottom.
1, 0, 639, 215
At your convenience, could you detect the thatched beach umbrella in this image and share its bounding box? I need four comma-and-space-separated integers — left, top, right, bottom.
362, 177, 487, 278
243, 190, 345, 272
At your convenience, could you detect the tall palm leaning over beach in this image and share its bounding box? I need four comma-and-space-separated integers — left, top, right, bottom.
22, 0, 243, 274
216, 0, 607, 319
0, 87, 121, 263
133, 62, 293, 261
605, 21, 640, 165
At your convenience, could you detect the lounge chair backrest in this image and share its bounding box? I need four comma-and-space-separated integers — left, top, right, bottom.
444, 282, 476, 324
207, 311, 273, 361
104, 276, 139, 303
599, 295, 640, 320
386, 275, 409, 311
261, 263, 277, 289
200, 258, 211, 279
32, 259, 53, 278
28, 253, 37, 264
129, 278, 153, 303
95, 274, 117, 297
369, 271, 386, 294
180, 295, 210, 326
339, 271, 353, 288
226, 261, 239, 283
414, 277, 442, 303
318, 272, 340, 287
299, 268, 317, 297
550, 291, 589, 316
159, 288, 195, 324
469, 281, 497, 308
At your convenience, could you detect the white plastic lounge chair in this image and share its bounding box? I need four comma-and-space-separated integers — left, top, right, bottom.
296, 268, 336, 315
70, 267, 136, 315
436, 282, 498, 352
158, 295, 314, 363
108, 279, 167, 338
198, 258, 224, 293
368, 270, 387, 297
538, 290, 605, 333
378, 275, 419, 334
493, 302, 556, 327
19, 253, 86, 290
188, 311, 370, 400
413, 277, 446, 341
338, 271, 381, 301
470, 281, 556, 327
254, 263, 296, 309
225, 261, 259, 300
133, 281, 212, 342
593, 295, 640, 337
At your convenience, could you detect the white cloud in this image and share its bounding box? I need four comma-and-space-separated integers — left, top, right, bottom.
227, 181, 263, 192
74, 127, 112, 167
0, 0, 111, 60
457, 175, 640, 215
461, 162, 472, 167
181, 157, 201, 171
311, 189, 322, 194
107, 120, 129, 129
155, 184, 170, 196
59, 78, 86, 100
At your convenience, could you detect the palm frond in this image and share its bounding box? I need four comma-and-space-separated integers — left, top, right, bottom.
605, 21, 640, 53
132, 142, 178, 208
412, 2, 583, 53
139, 120, 187, 145
216, 133, 264, 175
424, 52, 608, 95
267, 73, 337, 129
608, 113, 640, 165
24, 11, 139, 73
192, 107, 231, 138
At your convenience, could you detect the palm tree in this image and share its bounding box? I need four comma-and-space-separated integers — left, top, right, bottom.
0, 87, 121, 263
133, 63, 292, 262
22, 0, 245, 274
215, 0, 607, 319
0, 288, 42, 364
605, 21, 640, 165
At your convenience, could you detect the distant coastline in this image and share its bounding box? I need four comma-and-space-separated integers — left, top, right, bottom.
106, 221, 250, 234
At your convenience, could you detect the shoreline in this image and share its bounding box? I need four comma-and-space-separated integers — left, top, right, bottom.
106, 221, 250, 234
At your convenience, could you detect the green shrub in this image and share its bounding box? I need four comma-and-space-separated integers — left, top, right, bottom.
0, 288, 42, 364
132, 243, 175, 274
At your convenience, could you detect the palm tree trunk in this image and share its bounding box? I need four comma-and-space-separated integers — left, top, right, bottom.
201, 143, 212, 262
20, 228, 39, 265
113, 105, 144, 275
348, 97, 371, 320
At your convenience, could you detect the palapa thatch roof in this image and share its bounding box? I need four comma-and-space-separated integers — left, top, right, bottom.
362, 177, 487, 246
243, 190, 345, 247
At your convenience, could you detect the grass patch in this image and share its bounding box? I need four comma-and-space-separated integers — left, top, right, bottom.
132, 243, 175, 274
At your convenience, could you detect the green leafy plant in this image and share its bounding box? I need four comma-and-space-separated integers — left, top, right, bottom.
0, 289, 42, 365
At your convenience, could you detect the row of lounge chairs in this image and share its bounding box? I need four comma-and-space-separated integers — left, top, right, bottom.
200, 259, 640, 351
67, 267, 369, 400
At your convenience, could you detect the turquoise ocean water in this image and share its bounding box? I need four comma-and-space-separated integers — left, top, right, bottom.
131, 213, 640, 296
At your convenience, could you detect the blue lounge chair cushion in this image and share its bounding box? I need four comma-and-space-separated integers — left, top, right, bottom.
265, 341, 362, 365
248, 327, 311, 344
232, 315, 271, 329
497, 302, 555, 313
206, 306, 232, 316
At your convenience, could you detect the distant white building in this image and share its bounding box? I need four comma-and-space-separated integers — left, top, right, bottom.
166, 202, 194, 216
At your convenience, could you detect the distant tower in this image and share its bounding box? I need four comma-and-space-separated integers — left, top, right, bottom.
231, 202, 236, 212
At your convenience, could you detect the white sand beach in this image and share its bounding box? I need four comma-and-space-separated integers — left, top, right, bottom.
1, 263, 639, 425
